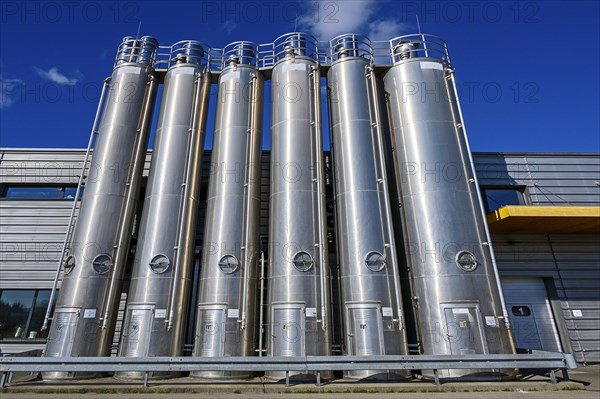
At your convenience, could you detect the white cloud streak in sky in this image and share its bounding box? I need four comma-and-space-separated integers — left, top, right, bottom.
297, 1, 411, 41
298, 0, 375, 39
0, 76, 24, 109
368, 19, 412, 40
222, 20, 237, 35
35, 67, 80, 86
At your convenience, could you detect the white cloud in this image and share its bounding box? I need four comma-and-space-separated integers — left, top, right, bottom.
0, 76, 24, 109
297, 1, 411, 42
368, 19, 412, 40
222, 20, 237, 35
99, 49, 109, 61
35, 67, 80, 86
297, 0, 376, 40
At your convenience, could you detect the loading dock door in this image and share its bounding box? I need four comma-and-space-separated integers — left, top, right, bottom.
501, 277, 562, 352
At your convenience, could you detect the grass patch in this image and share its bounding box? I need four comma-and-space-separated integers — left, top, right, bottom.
560, 386, 583, 391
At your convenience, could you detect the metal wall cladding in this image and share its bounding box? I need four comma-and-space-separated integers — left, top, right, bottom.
327, 56, 409, 379
383, 58, 515, 379
266, 53, 332, 379
42, 62, 155, 380
494, 234, 600, 364
192, 63, 264, 379
473, 152, 600, 206
116, 63, 207, 380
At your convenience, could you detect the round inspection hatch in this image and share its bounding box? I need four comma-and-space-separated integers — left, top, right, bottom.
292, 251, 314, 272
149, 254, 171, 274
63, 255, 76, 275
218, 255, 239, 274
365, 251, 386, 272
455, 250, 478, 272
92, 254, 113, 275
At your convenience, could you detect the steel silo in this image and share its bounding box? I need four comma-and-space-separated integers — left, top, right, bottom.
191, 42, 264, 379
115, 41, 211, 380
43, 36, 159, 380
266, 33, 332, 380
383, 35, 516, 379
327, 34, 409, 380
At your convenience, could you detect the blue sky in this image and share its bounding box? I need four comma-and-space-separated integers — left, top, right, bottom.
0, 0, 598, 152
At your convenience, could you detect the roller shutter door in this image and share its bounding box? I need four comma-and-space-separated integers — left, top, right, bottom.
501, 277, 562, 352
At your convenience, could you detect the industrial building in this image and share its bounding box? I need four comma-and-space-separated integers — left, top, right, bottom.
0, 33, 598, 381
2, 150, 598, 363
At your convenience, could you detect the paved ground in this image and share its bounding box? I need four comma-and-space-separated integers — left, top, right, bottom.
565, 364, 600, 393
1, 365, 598, 398
0, 393, 597, 399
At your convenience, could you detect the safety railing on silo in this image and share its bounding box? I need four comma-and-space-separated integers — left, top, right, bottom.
258, 32, 324, 68
145, 33, 454, 74
152, 40, 213, 74
153, 45, 172, 70
325, 33, 374, 63
170, 40, 209, 67
392, 34, 451, 65
114, 36, 160, 67
219, 41, 260, 69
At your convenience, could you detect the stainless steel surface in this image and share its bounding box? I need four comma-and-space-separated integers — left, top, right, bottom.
41, 78, 111, 332
167, 42, 211, 334
102, 71, 158, 330
42, 36, 159, 380
1, 151, 598, 361
383, 35, 515, 379
266, 33, 332, 380
445, 64, 516, 358
116, 41, 211, 381
1, 149, 598, 289
327, 34, 409, 380
4, 31, 591, 378
191, 42, 264, 379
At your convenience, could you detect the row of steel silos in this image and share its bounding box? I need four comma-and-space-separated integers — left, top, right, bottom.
41, 32, 515, 382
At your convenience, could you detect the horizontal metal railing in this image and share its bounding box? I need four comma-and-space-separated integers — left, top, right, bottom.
150, 33, 452, 75
0, 351, 576, 388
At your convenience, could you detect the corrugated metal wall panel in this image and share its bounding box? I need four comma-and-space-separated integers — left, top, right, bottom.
111, 290, 129, 356
494, 233, 600, 363
0, 150, 83, 185
0, 150, 153, 290
551, 234, 600, 363
473, 152, 600, 207
0, 199, 73, 289
260, 153, 271, 240
0, 342, 46, 355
